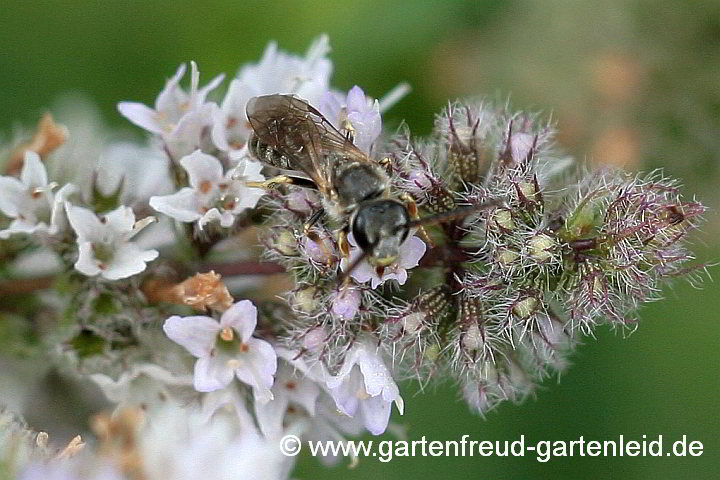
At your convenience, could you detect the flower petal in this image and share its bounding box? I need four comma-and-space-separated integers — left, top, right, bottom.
74, 241, 102, 277
220, 300, 258, 341
155, 63, 188, 114
234, 337, 277, 403
355, 345, 397, 399
163, 315, 220, 357
180, 150, 224, 189
398, 235, 427, 269
254, 392, 288, 439
0, 176, 27, 217
102, 205, 136, 233
193, 355, 234, 392
149, 188, 201, 223
358, 394, 392, 435
327, 367, 362, 417
20, 151, 48, 188
50, 184, 78, 233
117, 102, 165, 134
102, 243, 158, 280
66, 204, 103, 242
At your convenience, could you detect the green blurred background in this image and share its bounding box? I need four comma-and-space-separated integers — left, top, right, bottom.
1, 0, 718, 478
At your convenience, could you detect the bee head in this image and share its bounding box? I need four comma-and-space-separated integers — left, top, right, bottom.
351, 199, 410, 267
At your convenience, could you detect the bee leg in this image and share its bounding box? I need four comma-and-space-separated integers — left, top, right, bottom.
336, 228, 354, 287
378, 156, 393, 174
245, 175, 317, 190
400, 193, 434, 247
337, 228, 350, 261
340, 119, 356, 144
302, 208, 325, 234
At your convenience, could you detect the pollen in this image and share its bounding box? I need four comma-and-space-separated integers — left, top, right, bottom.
220, 327, 234, 342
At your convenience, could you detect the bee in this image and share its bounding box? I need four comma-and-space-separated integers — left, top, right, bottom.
246, 94, 493, 276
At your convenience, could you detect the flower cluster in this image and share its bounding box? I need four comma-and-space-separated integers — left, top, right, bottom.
0, 35, 707, 480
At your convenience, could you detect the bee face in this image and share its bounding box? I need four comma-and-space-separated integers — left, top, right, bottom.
351, 199, 410, 266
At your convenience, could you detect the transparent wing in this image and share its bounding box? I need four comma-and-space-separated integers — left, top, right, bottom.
246, 94, 372, 194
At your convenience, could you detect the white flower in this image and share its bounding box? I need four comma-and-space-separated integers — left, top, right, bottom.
140, 402, 294, 480
65, 204, 158, 280
211, 35, 332, 160
163, 300, 278, 402
0, 151, 76, 239
298, 394, 367, 466
19, 462, 124, 480
326, 338, 404, 435
89, 364, 192, 411
149, 150, 264, 229
118, 62, 224, 159
254, 360, 321, 439
319, 86, 381, 154
95, 143, 174, 206
342, 233, 427, 289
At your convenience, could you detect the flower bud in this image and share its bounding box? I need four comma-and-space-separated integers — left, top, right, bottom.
528, 233, 556, 262
303, 326, 328, 352
512, 295, 539, 319
292, 287, 320, 314
492, 208, 515, 230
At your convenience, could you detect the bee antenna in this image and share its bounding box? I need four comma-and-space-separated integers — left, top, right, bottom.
399, 200, 499, 232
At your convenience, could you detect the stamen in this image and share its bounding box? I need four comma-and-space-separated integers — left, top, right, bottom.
220, 327, 234, 341
355, 388, 371, 400
378, 82, 411, 113
199, 180, 212, 194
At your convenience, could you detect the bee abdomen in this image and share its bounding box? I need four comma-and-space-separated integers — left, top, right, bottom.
248, 134, 293, 170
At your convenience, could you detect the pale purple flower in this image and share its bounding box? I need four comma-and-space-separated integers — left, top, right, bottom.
326, 338, 404, 435
299, 395, 367, 466
149, 150, 264, 229
342, 233, 427, 289
303, 234, 335, 265
118, 62, 224, 159
211, 35, 332, 160
319, 86, 381, 154
163, 300, 278, 402
0, 151, 76, 239
406, 169, 433, 193
302, 326, 328, 353
65, 204, 158, 280
330, 287, 362, 320
510, 132, 535, 163
285, 189, 320, 214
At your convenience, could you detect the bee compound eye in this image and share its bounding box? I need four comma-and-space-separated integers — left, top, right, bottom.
351, 210, 373, 253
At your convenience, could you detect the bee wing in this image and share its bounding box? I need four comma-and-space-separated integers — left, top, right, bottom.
246, 95, 372, 194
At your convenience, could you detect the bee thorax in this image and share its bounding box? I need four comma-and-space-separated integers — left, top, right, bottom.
333, 161, 388, 209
